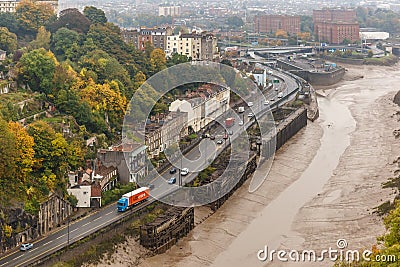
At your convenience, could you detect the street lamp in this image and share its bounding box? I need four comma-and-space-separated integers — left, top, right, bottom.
62, 207, 70, 246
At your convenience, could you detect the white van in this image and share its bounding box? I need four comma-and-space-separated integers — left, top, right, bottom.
277, 92, 283, 98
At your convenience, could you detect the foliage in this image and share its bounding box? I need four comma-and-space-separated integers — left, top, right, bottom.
226, 16, 244, 28
67, 193, 78, 207
356, 7, 400, 34
30, 26, 51, 50
101, 183, 136, 206
134, 14, 172, 27
275, 29, 288, 38
15, 0, 55, 32
18, 48, 57, 94
47, 8, 91, 34
300, 15, 313, 33
167, 52, 190, 67
83, 6, 107, 24
51, 27, 80, 58
0, 27, 17, 53
0, 12, 20, 34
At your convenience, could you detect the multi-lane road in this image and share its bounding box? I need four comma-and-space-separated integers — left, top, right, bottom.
0, 60, 301, 267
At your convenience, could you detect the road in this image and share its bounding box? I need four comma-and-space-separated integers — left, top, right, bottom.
0, 61, 301, 267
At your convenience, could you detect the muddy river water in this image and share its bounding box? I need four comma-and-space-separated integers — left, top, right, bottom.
93, 65, 400, 267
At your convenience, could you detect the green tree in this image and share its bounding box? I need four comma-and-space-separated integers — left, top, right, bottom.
0, 12, 20, 34
15, 0, 55, 31
83, 6, 107, 24
0, 27, 17, 53
51, 27, 80, 57
30, 26, 51, 50
226, 16, 244, 28
18, 48, 57, 94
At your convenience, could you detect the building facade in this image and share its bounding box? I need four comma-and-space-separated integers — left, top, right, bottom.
252, 68, 267, 88
313, 9, 360, 44
97, 143, 148, 184
254, 15, 300, 35
169, 87, 230, 132
121, 27, 173, 51
165, 32, 218, 60
0, 0, 18, 12
158, 5, 181, 17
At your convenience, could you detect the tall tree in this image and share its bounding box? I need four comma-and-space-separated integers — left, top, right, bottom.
30, 26, 51, 50
83, 6, 107, 24
7, 122, 35, 185
51, 27, 80, 57
18, 48, 57, 94
47, 8, 91, 34
15, 0, 55, 31
0, 27, 17, 53
150, 48, 167, 74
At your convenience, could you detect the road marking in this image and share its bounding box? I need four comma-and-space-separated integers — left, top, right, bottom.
105, 211, 113, 216
56, 235, 64, 240
42, 240, 53, 246
70, 228, 79, 233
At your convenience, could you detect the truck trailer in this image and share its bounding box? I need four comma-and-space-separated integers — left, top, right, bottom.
117, 187, 150, 212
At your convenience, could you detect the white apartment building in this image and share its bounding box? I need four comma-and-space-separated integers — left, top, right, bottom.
169, 87, 230, 132
165, 32, 219, 60
0, 0, 19, 12
158, 5, 181, 17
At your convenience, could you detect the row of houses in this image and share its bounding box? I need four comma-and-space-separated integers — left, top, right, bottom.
67, 85, 230, 207
121, 27, 219, 60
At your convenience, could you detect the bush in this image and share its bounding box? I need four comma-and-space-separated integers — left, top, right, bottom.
101, 183, 137, 206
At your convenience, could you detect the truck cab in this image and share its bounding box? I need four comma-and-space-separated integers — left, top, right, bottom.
117, 197, 129, 212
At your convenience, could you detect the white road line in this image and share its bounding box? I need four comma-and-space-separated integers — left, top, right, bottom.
42, 240, 53, 246
56, 235, 65, 240
105, 211, 113, 216
70, 228, 79, 233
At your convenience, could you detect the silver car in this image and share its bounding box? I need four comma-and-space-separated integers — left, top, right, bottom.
20, 243, 33, 251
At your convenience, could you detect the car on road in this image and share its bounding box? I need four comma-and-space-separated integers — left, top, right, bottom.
264, 100, 270, 105
216, 139, 223, 144
238, 121, 244, 126
210, 135, 215, 140
228, 130, 233, 135
248, 102, 253, 107
169, 168, 177, 174
168, 177, 176, 184
248, 112, 254, 117
181, 168, 189, 176
20, 243, 33, 251
278, 92, 283, 98
270, 97, 275, 101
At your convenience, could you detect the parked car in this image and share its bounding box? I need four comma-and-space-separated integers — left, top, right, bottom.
228, 130, 233, 135
181, 168, 189, 176
264, 100, 270, 105
270, 97, 275, 101
20, 243, 33, 251
210, 135, 215, 140
169, 167, 177, 174
168, 177, 176, 184
248, 112, 254, 117
238, 121, 244, 126
248, 102, 254, 107
216, 139, 223, 144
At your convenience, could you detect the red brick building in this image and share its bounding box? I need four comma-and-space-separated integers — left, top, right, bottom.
254, 15, 300, 35
313, 9, 360, 44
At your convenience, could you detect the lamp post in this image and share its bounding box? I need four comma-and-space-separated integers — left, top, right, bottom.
62, 207, 70, 246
